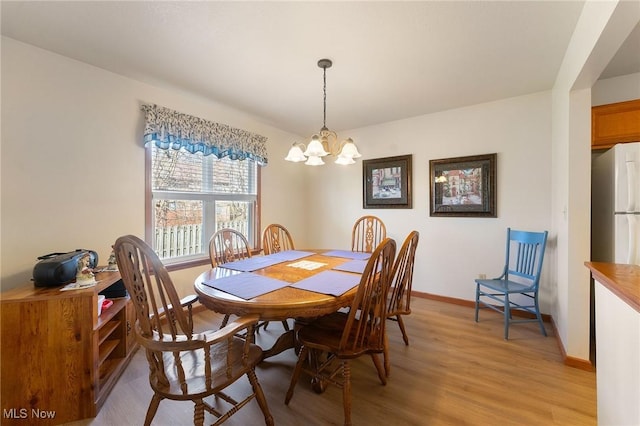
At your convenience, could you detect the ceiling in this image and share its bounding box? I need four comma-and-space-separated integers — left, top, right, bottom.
2, 1, 638, 136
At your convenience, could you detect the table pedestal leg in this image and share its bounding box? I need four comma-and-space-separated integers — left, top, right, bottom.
261, 329, 296, 359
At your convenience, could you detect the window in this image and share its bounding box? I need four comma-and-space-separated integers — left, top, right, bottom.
147, 144, 259, 265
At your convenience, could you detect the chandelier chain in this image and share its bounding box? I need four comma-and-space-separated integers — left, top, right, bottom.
323, 65, 327, 129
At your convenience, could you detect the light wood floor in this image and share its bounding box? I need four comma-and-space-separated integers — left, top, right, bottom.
67, 297, 596, 425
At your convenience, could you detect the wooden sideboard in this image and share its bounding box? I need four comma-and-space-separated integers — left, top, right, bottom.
0, 271, 137, 425
592, 99, 640, 150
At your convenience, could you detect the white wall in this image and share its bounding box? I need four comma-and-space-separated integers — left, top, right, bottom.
592, 72, 640, 106
305, 92, 553, 306
0, 37, 307, 294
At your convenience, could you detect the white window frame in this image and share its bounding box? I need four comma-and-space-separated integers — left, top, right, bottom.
145, 145, 261, 269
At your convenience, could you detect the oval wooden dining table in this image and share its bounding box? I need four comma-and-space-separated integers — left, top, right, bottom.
193, 250, 363, 359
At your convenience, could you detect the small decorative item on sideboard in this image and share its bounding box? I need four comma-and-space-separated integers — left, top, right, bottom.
100, 298, 114, 316
107, 249, 118, 271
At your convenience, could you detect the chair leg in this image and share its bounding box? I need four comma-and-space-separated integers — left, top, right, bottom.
535, 298, 547, 336
342, 360, 352, 426
396, 315, 409, 345
474, 285, 480, 322
383, 331, 390, 377
193, 399, 205, 426
281, 319, 290, 331
504, 294, 510, 340
255, 321, 268, 333
370, 353, 387, 385
247, 368, 274, 426
220, 314, 230, 328
144, 394, 163, 426
257, 320, 289, 333
309, 349, 328, 394
285, 346, 309, 404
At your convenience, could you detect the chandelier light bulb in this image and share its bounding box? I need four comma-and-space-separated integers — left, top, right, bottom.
284, 144, 307, 162
338, 138, 362, 159
303, 136, 329, 157
335, 154, 356, 165
305, 155, 325, 166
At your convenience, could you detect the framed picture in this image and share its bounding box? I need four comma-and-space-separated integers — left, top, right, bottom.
429, 153, 497, 217
363, 155, 412, 209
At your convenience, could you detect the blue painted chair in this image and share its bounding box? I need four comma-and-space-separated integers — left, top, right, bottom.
474, 228, 548, 340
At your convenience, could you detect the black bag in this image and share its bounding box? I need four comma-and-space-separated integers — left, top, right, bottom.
33, 249, 98, 288
99, 279, 127, 298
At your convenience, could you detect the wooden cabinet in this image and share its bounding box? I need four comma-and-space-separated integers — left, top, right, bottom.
0, 271, 137, 425
592, 99, 640, 149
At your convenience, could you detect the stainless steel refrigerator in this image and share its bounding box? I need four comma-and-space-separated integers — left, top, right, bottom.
591, 142, 640, 265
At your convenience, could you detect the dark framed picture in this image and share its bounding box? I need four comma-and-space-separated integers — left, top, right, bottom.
429, 153, 497, 217
363, 154, 412, 209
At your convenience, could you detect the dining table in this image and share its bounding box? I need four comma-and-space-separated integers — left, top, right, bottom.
194, 249, 371, 359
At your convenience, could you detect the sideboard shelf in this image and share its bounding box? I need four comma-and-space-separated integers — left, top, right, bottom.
98, 339, 121, 366
98, 320, 121, 345
0, 270, 138, 425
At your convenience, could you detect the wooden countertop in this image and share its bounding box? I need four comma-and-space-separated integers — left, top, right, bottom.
585, 262, 640, 313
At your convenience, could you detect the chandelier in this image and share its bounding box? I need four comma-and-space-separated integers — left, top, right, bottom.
285, 59, 361, 166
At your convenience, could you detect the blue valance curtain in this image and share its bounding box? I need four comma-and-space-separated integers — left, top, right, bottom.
141, 104, 268, 165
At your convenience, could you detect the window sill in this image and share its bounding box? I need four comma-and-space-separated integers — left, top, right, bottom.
162, 248, 264, 272
164, 257, 211, 272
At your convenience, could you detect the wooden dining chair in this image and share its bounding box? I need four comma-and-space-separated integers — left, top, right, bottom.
351, 215, 387, 253
383, 230, 420, 377
209, 228, 252, 328
262, 223, 295, 255
474, 228, 548, 340
113, 235, 273, 426
261, 223, 296, 332
209, 228, 252, 268
285, 238, 397, 426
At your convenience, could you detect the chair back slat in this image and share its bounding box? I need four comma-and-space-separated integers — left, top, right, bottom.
262, 224, 295, 255
114, 235, 194, 340
388, 231, 420, 316
340, 238, 396, 353
209, 228, 252, 267
516, 242, 537, 276
351, 215, 387, 253
505, 228, 548, 287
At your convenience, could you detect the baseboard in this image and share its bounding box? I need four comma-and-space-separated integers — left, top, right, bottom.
548, 316, 595, 371
413, 291, 594, 371
412, 291, 552, 322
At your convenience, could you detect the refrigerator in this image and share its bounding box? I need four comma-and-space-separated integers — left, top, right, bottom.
591, 142, 640, 265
